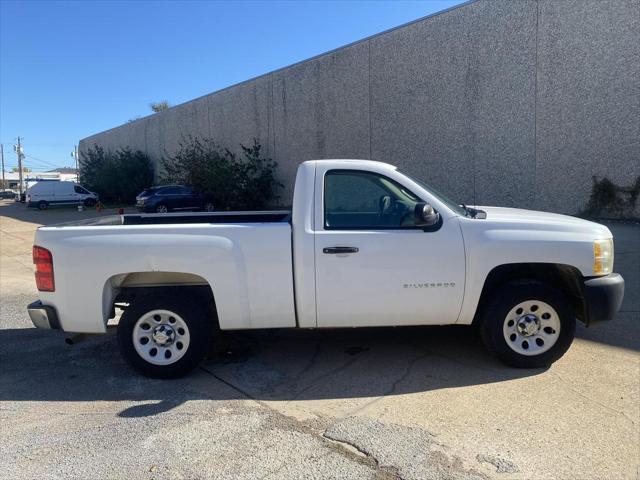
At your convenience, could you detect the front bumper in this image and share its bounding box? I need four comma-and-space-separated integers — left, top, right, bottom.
136, 202, 153, 212
27, 300, 61, 330
583, 273, 625, 326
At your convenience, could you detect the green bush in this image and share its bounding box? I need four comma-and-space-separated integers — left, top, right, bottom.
582, 175, 640, 219
160, 137, 282, 210
80, 145, 154, 204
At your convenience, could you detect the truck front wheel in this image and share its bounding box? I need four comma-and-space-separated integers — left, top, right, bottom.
479, 281, 576, 368
117, 293, 212, 378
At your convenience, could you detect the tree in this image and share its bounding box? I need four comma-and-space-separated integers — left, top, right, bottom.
161, 137, 282, 210
80, 145, 154, 204
234, 140, 283, 209
150, 100, 170, 113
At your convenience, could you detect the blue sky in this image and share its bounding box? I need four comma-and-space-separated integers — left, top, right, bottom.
0, 0, 464, 171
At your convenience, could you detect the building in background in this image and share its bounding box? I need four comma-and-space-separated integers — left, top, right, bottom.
1, 168, 78, 191
79, 0, 639, 215
46, 167, 79, 182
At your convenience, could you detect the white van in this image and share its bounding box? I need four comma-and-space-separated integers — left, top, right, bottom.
26, 181, 98, 210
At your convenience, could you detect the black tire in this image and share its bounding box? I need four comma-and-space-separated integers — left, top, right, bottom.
37, 200, 49, 210
117, 293, 213, 378
84, 198, 96, 208
155, 203, 169, 213
479, 281, 576, 368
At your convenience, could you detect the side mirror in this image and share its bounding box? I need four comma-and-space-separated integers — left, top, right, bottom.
414, 202, 440, 228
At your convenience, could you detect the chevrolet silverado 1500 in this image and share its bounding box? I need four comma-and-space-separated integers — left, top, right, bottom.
28, 160, 625, 378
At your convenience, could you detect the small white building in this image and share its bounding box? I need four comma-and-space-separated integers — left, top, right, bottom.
2, 168, 78, 191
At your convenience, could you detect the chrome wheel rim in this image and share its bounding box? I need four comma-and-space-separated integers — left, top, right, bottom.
205, 202, 215, 212
157, 205, 168, 213
503, 300, 560, 356
133, 309, 190, 365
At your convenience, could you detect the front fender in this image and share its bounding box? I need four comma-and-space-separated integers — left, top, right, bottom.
457, 225, 595, 324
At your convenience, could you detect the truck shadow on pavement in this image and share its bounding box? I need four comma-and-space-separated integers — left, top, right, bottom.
0, 324, 545, 418
2, 315, 638, 418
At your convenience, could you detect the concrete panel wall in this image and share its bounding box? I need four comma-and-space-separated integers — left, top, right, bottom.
535, 0, 640, 214
369, 0, 538, 208
272, 41, 371, 200
80, 0, 640, 214
206, 76, 273, 158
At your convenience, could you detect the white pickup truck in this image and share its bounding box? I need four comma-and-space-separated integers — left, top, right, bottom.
28, 160, 624, 378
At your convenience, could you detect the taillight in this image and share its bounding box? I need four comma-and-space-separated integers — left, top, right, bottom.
33, 246, 55, 292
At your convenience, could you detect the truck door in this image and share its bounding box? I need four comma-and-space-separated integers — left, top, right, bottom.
314, 168, 465, 327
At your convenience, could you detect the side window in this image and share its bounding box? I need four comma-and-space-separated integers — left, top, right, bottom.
324, 170, 421, 229
74, 186, 89, 194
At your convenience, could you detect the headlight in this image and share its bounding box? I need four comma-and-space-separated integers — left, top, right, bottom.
593, 238, 614, 275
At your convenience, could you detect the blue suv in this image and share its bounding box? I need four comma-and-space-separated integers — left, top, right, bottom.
135, 185, 215, 213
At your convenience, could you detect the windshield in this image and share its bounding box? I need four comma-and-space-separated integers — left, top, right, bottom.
139, 188, 158, 197
398, 170, 468, 217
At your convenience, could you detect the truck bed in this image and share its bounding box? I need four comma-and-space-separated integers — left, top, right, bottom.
49, 210, 291, 227
35, 212, 296, 333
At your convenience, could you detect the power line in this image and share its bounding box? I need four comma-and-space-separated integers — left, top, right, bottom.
24, 154, 65, 170
4, 155, 70, 171
25, 154, 61, 167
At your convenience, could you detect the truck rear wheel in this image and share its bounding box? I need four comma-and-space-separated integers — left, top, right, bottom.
117, 293, 212, 378
479, 281, 576, 368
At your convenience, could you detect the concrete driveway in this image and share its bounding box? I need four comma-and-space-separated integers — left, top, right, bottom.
1, 199, 638, 479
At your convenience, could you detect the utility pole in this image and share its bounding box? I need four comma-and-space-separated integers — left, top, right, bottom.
71, 145, 79, 182
1, 144, 5, 191
13, 137, 24, 196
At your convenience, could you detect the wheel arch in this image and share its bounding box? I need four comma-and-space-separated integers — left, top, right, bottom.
102, 271, 218, 329
473, 263, 587, 325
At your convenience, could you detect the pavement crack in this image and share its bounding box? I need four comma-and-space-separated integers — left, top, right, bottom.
199, 366, 388, 476
286, 356, 359, 403
322, 431, 403, 480
198, 365, 272, 411
386, 352, 430, 396
345, 351, 430, 417
297, 337, 323, 376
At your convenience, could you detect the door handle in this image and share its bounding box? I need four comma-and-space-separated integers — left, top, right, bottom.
323, 246, 359, 254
